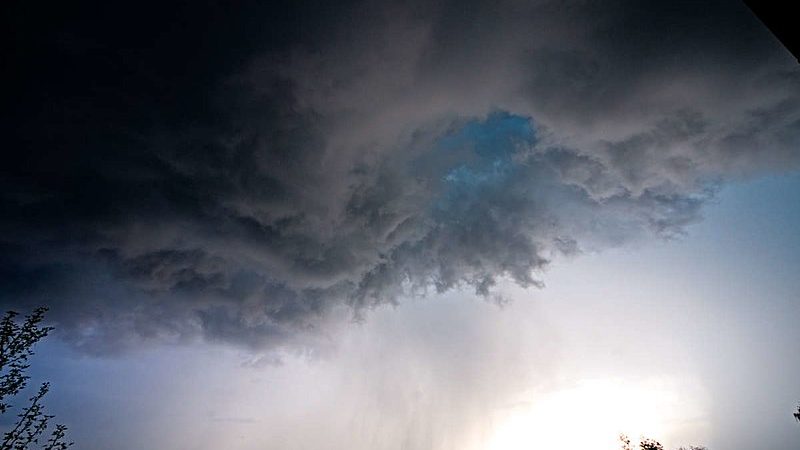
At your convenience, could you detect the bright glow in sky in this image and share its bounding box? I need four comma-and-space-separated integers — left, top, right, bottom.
487, 378, 704, 450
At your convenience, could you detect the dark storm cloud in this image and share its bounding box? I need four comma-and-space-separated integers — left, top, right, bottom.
1, 0, 798, 352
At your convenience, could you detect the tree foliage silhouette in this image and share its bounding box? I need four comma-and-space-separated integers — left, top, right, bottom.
0, 307, 71, 450
620, 434, 706, 450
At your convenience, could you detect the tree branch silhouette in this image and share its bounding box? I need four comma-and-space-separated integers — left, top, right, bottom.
620, 433, 706, 450
0, 308, 72, 450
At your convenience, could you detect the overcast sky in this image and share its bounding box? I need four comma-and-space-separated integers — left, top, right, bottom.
3, 1, 800, 449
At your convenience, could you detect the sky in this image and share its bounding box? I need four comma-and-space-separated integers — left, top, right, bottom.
2, 1, 800, 449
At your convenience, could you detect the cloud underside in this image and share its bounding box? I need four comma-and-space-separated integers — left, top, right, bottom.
2, 0, 799, 352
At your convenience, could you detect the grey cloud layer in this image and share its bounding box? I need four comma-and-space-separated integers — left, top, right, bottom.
2, 0, 798, 352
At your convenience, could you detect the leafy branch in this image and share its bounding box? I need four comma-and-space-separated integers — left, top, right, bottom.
0, 308, 72, 450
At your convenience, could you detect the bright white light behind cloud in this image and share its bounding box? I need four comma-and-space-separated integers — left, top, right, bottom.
487, 377, 708, 450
